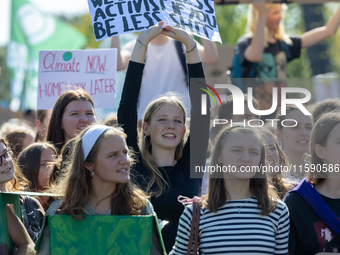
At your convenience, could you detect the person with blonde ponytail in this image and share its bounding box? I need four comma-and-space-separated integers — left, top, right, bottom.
232, 0, 340, 112
37, 124, 157, 254
118, 22, 210, 252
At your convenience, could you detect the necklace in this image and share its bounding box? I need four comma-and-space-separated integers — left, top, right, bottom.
228, 198, 250, 214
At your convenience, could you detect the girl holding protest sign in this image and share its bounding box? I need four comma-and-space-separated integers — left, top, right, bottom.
232, 1, 340, 112
284, 112, 340, 254
38, 124, 163, 254
170, 126, 289, 254
118, 21, 210, 252
46, 89, 96, 153
0, 136, 38, 254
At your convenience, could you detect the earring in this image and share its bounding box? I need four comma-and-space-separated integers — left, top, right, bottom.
91, 171, 94, 179
144, 134, 151, 148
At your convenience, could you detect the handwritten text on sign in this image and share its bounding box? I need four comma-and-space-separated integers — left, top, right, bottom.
87, 0, 221, 43
38, 49, 117, 109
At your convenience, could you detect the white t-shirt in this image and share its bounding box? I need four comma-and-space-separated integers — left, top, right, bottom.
122, 38, 190, 119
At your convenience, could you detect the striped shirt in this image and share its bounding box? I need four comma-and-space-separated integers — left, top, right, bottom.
170, 197, 290, 255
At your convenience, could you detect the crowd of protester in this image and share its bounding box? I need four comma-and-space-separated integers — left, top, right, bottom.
1, 2, 340, 254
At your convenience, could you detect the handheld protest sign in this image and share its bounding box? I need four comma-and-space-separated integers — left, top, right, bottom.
87, 0, 222, 43
37, 214, 166, 255
38, 49, 117, 110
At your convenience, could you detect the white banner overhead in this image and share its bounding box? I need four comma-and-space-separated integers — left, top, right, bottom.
38, 49, 117, 110
87, 0, 222, 43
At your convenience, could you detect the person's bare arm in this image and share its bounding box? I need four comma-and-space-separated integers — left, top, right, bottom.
197, 38, 218, 64
301, 4, 340, 49
244, 2, 267, 63
6, 205, 35, 255
110, 36, 131, 71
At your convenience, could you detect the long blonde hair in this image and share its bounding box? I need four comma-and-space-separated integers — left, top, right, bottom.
54, 125, 147, 220
247, 4, 292, 47
139, 95, 187, 197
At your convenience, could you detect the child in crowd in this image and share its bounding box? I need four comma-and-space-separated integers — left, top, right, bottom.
38, 124, 160, 254
284, 112, 340, 254
117, 21, 210, 252
1, 124, 35, 159
171, 126, 290, 254
276, 105, 313, 181
17, 142, 58, 210
35, 110, 52, 142
0, 136, 43, 249
233, 1, 340, 113
46, 89, 96, 153
259, 127, 294, 198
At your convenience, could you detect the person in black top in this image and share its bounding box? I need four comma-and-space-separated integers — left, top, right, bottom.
284, 112, 340, 255
322, 226, 340, 253
118, 21, 210, 252
234, 1, 340, 113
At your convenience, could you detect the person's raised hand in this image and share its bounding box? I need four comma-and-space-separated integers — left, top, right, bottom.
137, 21, 165, 46
161, 25, 195, 51
252, 0, 267, 14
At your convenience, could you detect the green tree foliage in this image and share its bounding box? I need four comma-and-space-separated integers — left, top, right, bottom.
66, 14, 100, 49
214, 5, 248, 44
0, 47, 11, 105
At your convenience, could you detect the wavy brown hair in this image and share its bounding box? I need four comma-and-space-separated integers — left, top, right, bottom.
54, 125, 147, 220
17, 142, 58, 191
308, 113, 340, 185
312, 98, 340, 123
259, 128, 292, 199
203, 126, 277, 215
139, 95, 187, 197
46, 89, 95, 153
0, 137, 29, 191
35, 110, 48, 142
4, 125, 35, 159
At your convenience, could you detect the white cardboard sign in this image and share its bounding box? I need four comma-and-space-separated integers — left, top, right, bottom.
87, 0, 221, 43
38, 49, 117, 109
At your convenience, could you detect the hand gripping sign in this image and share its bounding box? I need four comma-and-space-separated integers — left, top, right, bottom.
87, 0, 222, 43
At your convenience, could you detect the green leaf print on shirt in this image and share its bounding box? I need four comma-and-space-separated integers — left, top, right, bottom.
48, 215, 153, 255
